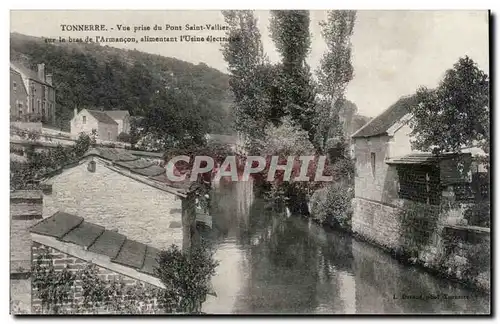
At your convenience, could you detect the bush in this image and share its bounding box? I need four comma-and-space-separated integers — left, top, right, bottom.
155, 244, 219, 314
309, 182, 353, 231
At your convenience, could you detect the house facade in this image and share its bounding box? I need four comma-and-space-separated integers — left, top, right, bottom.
10, 62, 56, 124
70, 109, 119, 141
105, 110, 131, 135
40, 147, 202, 252
10, 68, 29, 120
351, 95, 488, 250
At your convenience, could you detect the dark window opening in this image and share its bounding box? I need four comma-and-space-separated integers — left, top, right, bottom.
397, 165, 441, 205
371, 152, 376, 178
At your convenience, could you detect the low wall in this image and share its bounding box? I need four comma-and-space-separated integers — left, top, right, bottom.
11, 122, 43, 132
352, 197, 401, 250
352, 197, 490, 292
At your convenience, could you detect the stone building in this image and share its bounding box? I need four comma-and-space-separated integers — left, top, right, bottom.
351, 95, 488, 250
70, 109, 119, 141
39, 147, 203, 252
10, 67, 29, 120
10, 62, 56, 124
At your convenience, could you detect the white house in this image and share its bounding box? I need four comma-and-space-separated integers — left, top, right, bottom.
70, 108, 118, 141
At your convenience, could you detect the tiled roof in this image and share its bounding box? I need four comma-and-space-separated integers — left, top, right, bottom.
351, 94, 419, 138
10, 62, 51, 86
83, 147, 197, 196
86, 110, 119, 125
30, 211, 161, 277
104, 110, 130, 120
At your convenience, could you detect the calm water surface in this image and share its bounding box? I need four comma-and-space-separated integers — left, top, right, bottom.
201, 181, 490, 314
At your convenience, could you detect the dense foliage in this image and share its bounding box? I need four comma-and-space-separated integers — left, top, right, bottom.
221, 11, 273, 139
309, 182, 353, 231
314, 10, 357, 153
155, 244, 219, 314
10, 130, 92, 190
270, 10, 317, 141
10, 32, 232, 138
409, 56, 490, 154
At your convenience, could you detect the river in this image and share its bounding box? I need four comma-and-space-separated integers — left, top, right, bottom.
200, 181, 490, 314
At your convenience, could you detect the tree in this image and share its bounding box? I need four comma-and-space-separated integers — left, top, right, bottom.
141, 88, 208, 150
314, 10, 357, 153
155, 244, 219, 314
409, 56, 490, 154
269, 10, 317, 141
221, 10, 273, 139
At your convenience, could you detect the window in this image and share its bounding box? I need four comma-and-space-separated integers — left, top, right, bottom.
108, 132, 111, 140
13, 81, 17, 92
82, 116, 86, 124
371, 153, 376, 178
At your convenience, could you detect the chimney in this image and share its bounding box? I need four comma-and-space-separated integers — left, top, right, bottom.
37, 63, 45, 82
74, 107, 78, 118
45, 74, 52, 86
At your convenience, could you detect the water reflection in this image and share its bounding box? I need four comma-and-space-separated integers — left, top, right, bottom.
201, 181, 490, 314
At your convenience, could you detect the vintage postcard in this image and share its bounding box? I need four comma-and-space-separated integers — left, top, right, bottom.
9, 10, 490, 315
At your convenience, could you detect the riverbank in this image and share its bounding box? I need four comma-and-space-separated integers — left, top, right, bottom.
257, 179, 490, 295
204, 182, 490, 314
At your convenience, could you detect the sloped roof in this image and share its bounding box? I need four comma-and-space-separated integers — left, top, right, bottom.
351, 95, 419, 138
83, 147, 198, 197
10, 62, 52, 86
104, 110, 130, 120
30, 211, 161, 277
386, 152, 470, 165
86, 110, 119, 125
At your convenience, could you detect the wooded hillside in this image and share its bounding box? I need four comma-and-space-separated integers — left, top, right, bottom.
10, 32, 233, 134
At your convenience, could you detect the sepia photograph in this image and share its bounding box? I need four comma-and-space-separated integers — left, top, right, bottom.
8, 9, 490, 315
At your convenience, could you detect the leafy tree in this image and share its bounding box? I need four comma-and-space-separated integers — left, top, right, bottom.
221, 10, 273, 139
409, 56, 489, 155
255, 117, 333, 215
270, 10, 317, 141
155, 244, 219, 314
141, 88, 208, 149
315, 10, 357, 153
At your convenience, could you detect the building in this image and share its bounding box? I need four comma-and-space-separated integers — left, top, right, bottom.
70, 109, 119, 141
351, 95, 488, 250
10, 62, 56, 124
105, 110, 131, 135
29, 211, 164, 314
10, 67, 29, 120
39, 147, 205, 252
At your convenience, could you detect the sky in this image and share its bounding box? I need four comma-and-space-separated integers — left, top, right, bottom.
10, 10, 489, 117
